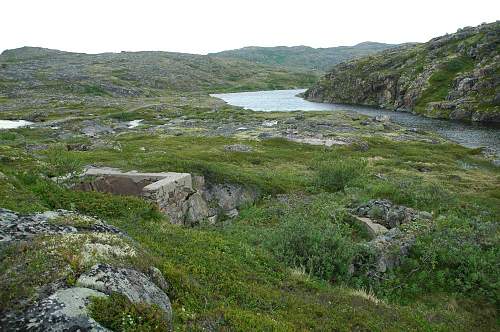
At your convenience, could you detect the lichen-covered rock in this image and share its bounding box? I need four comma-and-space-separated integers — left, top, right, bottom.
2, 287, 109, 332
148, 266, 170, 293
0, 209, 122, 242
185, 192, 209, 225
77, 264, 172, 324
354, 199, 432, 229
367, 228, 416, 274
224, 144, 253, 152
203, 183, 258, 218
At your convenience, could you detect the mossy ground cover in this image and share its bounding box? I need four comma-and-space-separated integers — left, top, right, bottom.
0, 108, 498, 330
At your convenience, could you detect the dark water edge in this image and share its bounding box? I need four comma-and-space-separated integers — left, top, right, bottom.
211, 89, 500, 159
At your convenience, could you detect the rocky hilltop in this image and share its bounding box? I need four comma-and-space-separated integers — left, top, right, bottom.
305, 22, 500, 123
0, 47, 317, 99
210, 42, 398, 72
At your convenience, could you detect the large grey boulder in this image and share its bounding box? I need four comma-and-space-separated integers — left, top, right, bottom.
77, 264, 172, 324
185, 192, 209, 225
204, 183, 258, 216
3, 287, 109, 332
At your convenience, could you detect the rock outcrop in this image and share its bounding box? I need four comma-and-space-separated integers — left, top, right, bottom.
0, 209, 173, 331
305, 22, 500, 123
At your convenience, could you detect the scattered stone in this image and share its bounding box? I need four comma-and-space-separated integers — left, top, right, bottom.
66, 143, 90, 151
262, 120, 278, 127
287, 136, 349, 147
374, 115, 390, 122
148, 266, 170, 293
366, 228, 415, 274
416, 165, 432, 172
81, 120, 114, 137
353, 141, 369, 151
25, 144, 49, 152
224, 144, 253, 152
257, 132, 275, 139
204, 183, 258, 215
0, 171, 7, 180
225, 209, 239, 219
354, 199, 432, 229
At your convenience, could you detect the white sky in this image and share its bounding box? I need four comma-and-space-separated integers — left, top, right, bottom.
1, 0, 498, 54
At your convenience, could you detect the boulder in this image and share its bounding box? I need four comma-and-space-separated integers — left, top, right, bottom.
224, 144, 253, 152
374, 115, 390, 122
3, 287, 109, 332
354, 199, 432, 228
204, 183, 258, 216
77, 264, 172, 324
185, 192, 210, 225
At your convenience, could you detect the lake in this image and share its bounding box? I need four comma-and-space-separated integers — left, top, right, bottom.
0, 120, 33, 130
211, 89, 500, 157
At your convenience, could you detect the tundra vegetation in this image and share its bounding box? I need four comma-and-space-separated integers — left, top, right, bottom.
0, 28, 499, 331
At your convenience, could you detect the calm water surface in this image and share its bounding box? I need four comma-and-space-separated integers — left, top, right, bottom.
0, 120, 32, 129
212, 89, 500, 155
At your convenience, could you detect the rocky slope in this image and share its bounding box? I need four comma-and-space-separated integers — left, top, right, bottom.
210, 42, 398, 72
305, 22, 500, 123
0, 47, 317, 99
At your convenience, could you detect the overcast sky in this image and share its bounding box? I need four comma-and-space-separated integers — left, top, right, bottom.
1, 0, 498, 54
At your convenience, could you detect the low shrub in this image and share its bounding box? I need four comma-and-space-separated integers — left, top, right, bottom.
315, 157, 368, 192
88, 292, 170, 332
381, 215, 500, 305
44, 145, 83, 177
267, 194, 356, 282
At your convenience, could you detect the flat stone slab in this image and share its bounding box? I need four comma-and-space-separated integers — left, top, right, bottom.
352, 214, 388, 239
77, 167, 192, 196
287, 136, 349, 147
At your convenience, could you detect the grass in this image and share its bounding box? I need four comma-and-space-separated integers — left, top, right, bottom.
416, 56, 474, 115
89, 293, 170, 332
0, 107, 499, 330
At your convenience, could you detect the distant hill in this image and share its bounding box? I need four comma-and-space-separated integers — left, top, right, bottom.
305, 22, 500, 123
0, 47, 318, 98
209, 42, 399, 72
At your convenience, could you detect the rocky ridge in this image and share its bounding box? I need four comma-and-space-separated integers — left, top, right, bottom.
305, 22, 500, 123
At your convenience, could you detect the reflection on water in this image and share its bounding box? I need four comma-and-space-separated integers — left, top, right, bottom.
211, 89, 500, 155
